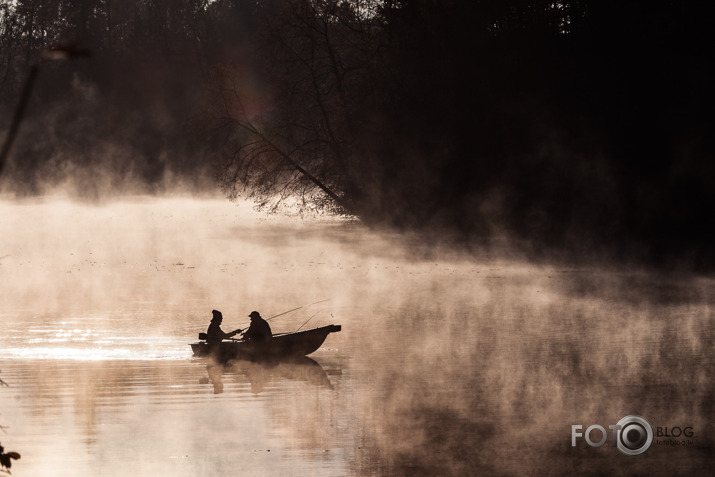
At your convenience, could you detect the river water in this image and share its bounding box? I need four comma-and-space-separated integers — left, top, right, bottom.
0, 196, 713, 476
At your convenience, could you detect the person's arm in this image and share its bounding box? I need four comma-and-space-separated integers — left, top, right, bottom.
208, 323, 238, 341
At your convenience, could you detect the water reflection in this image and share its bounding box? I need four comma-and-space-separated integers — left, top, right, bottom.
0, 356, 350, 476
203, 362, 224, 394
201, 357, 334, 395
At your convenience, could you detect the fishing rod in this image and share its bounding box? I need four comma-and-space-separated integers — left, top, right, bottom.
226, 300, 330, 337
295, 311, 321, 333
265, 299, 330, 322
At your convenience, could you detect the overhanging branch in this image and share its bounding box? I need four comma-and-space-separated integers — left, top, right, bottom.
235, 119, 355, 216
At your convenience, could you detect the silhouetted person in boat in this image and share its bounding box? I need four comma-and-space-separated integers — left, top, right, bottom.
242, 311, 272, 343
206, 310, 242, 346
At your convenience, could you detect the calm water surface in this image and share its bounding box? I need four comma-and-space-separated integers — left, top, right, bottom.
0, 197, 713, 476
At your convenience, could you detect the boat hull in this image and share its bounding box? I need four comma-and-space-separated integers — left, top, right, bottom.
190, 324, 341, 362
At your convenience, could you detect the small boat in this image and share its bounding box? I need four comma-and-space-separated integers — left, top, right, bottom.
190, 324, 341, 362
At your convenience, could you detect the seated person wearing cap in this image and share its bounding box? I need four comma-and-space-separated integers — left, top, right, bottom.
243, 311, 273, 343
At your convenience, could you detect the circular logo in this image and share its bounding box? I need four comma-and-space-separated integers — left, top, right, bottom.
616, 415, 653, 456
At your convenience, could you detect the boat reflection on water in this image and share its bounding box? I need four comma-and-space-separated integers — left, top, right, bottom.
200, 357, 335, 394
204, 362, 225, 394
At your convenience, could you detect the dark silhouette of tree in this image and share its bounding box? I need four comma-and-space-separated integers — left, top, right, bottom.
207, 0, 714, 265
1, 0, 713, 265
204, 0, 387, 216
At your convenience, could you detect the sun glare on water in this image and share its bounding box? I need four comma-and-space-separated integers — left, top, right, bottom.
6, 323, 189, 360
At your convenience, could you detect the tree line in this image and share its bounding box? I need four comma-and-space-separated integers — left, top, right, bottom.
1, 0, 713, 265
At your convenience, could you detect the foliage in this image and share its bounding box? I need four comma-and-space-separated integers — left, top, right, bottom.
204, 0, 388, 217
206, 0, 715, 265
0, 371, 20, 475
0, 0, 713, 263
0, 443, 21, 474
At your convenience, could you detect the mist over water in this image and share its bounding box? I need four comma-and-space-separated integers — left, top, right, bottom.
0, 197, 713, 476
